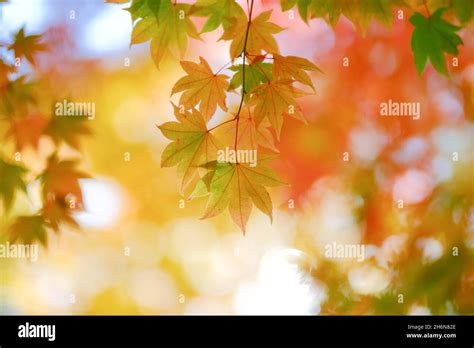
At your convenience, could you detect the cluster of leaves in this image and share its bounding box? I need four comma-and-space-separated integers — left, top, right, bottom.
280, 0, 470, 76
108, 0, 322, 232
110, 0, 469, 232
0, 26, 90, 246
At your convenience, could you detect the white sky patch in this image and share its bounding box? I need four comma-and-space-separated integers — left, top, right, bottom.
73, 177, 124, 229
433, 90, 464, 122
233, 248, 325, 315
416, 237, 443, 263
79, 5, 131, 57
428, 155, 453, 183
430, 125, 474, 162
348, 265, 391, 295
376, 234, 408, 269
392, 169, 434, 205
391, 136, 429, 166
408, 304, 431, 315
0, 0, 48, 36
349, 124, 389, 166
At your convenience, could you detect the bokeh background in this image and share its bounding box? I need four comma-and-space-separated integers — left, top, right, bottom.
0, 0, 473, 315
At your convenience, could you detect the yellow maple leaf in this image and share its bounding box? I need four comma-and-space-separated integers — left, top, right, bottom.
148, 2, 200, 68
171, 57, 229, 121
158, 104, 220, 194
272, 54, 321, 91
200, 158, 284, 233
221, 10, 284, 59
250, 79, 309, 139
230, 106, 278, 152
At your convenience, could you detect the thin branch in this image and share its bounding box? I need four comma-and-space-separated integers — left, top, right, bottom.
207, 116, 237, 132
423, 0, 431, 17
234, 0, 255, 151
215, 59, 234, 75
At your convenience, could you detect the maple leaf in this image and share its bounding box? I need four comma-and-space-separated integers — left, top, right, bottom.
8, 27, 47, 66
6, 112, 48, 150
0, 158, 27, 211
228, 62, 273, 96
45, 114, 92, 150
171, 57, 229, 121
36, 156, 88, 232
452, 0, 474, 23
200, 158, 285, 233
8, 215, 48, 246
221, 10, 284, 59
285, 0, 405, 33
355, 0, 403, 32
39, 154, 89, 206
272, 54, 321, 91
158, 105, 220, 193
1, 77, 36, 116
229, 107, 278, 152
410, 8, 463, 75
131, 15, 158, 45
0, 59, 15, 90
192, 0, 240, 33
148, 1, 200, 68
250, 79, 309, 139
41, 196, 80, 232
125, 0, 152, 21
125, 0, 200, 67
281, 0, 313, 22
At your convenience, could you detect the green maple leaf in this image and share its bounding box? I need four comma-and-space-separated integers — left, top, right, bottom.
0, 158, 27, 211
125, 0, 153, 21
452, 0, 474, 23
199, 158, 285, 233
158, 105, 220, 194
0, 77, 36, 116
410, 8, 463, 76
129, 0, 200, 68
8, 215, 48, 246
355, 0, 402, 31
192, 0, 240, 33
281, 0, 312, 22
45, 113, 92, 150
228, 62, 273, 96
282, 0, 406, 33
8, 27, 47, 66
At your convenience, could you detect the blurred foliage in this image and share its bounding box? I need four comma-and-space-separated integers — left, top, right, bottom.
0, 0, 472, 315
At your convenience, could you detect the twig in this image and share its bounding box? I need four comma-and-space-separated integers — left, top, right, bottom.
234, 0, 255, 151
423, 0, 431, 17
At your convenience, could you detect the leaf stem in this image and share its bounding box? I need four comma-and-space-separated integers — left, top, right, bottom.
207, 116, 237, 132
215, 59, 234, 75
234, 0, 255, 151
423, 0, 431, 17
